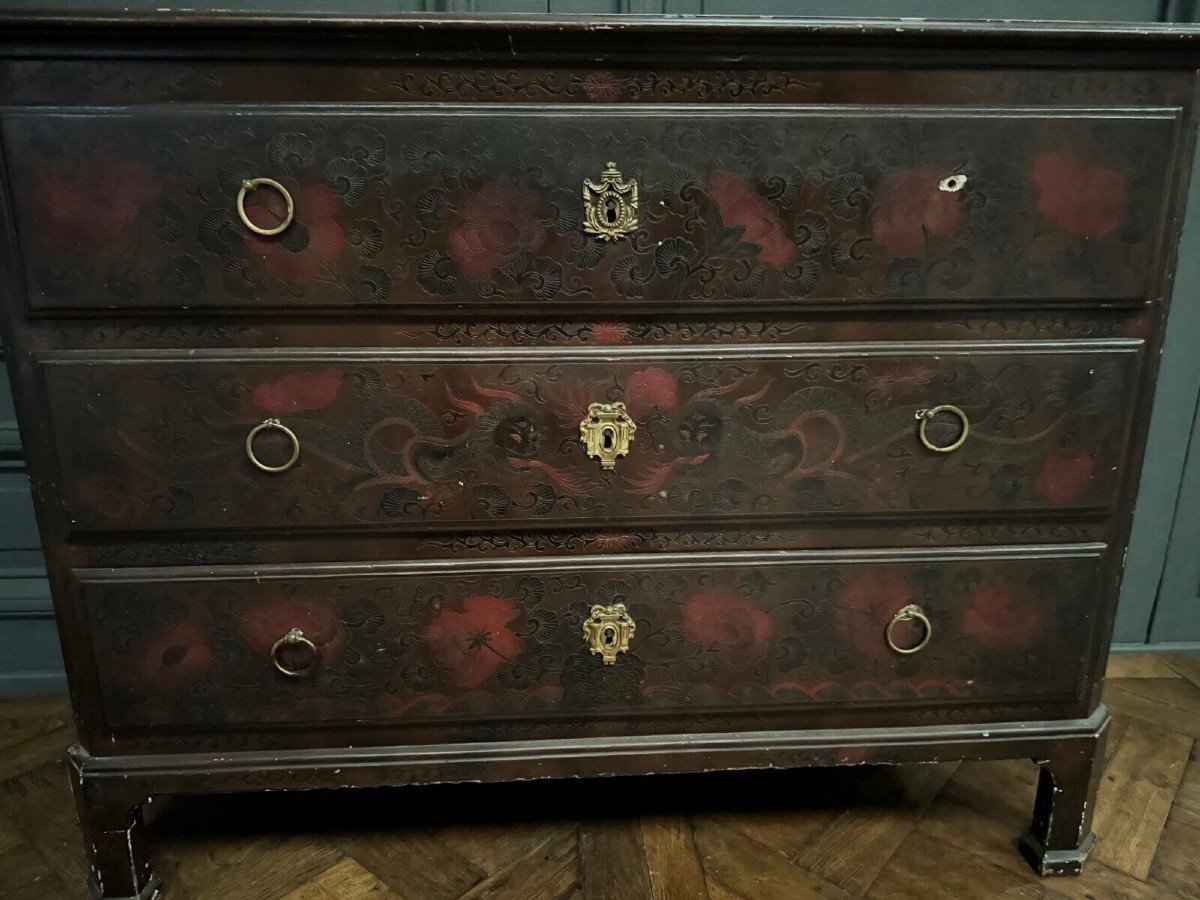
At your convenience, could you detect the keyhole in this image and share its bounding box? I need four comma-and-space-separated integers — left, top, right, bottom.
605, 197, 618, 224
601, 427, 614, 451
602, 626, 616, 647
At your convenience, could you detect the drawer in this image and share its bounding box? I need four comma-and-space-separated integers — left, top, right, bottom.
2, 104, 1178, 313
75, 545, 1104, 732
42, 341, 1141, 535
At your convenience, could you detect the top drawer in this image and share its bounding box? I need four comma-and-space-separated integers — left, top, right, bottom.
1, 104, 1179, 314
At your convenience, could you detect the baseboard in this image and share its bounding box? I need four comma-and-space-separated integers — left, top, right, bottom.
1111, 641, 1200, 654
0, 671, 67, 695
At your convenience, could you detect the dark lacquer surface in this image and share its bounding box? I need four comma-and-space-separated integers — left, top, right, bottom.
76, 546, 1103, 732
42, 342, 1139, 534
0, 107, 1179, 312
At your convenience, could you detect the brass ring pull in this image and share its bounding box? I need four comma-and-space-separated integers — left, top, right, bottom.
246, 418, 300, 473
886, 603, 933, 655
237, 177, 294, 236
917, 405, 969, 453
270, 627, 319, 677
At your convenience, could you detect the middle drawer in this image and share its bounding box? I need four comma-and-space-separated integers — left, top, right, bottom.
43, 340, 1139, 535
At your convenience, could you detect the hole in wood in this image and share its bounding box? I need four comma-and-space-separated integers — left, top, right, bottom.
939, 174, 967, 193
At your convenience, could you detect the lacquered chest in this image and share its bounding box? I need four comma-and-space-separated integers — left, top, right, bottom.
0, 13, 1195, 897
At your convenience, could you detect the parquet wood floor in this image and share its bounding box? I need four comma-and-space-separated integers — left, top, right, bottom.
1, 653, 1196, 899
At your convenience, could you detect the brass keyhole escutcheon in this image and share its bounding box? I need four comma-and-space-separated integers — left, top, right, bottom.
583, 162, 639, 241
583, 603, 636, 664
580, 402, 636, 470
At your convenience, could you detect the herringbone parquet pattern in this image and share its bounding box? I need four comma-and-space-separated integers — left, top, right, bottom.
0, 653, 1197, 899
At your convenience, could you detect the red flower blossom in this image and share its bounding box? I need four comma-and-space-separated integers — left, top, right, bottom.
832, 570, 917, 662
962, 585, 1040, 652
682, 588, 773, 669
581, 71, 624, 101
241, 598, 342, 657
624, 367, 678, 418
252, 370, 343, 415
1035, 448, 1095, 505
592, 533, 636, 551
132, 621, 213, 690
1029, 148, 1127, 239
448, 185, 550, 280
709, 172, 796, 269
591, 322, 629, 344
423, 595, 524, 689
33, 159, 160, 254
870, 164, 965, 256
242, 184, 345, 284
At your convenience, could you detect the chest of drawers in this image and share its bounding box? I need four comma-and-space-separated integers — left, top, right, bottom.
2, 12, 1198, 897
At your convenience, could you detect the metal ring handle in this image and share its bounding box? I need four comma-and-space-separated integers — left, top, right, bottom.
245, 418, 300, 473
917, 404, 969, 453
270, 627, 319, 677
885, 603, 933, 655
236, 177, 294, 236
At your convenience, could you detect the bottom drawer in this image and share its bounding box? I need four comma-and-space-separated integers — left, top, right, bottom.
75, 545, 1104, 733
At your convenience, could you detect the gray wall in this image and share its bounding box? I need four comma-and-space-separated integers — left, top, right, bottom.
1, 0, 1198, 692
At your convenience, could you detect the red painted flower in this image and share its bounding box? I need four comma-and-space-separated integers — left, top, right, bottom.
241, 598, 342, 656
581, 71, 624, 101
962, 585, 1040, 652
1029, 148, 1127, 239
682, 588, 774, 669
242, 184, 345, 284
870, 164, 965, 256
252, 370, 343, 415
33, 159, 160, 254
591, 322, 629, 344
422, 595, 524, 689
709, 172, 796, 269
592, 533, 637, 551
832, 570, 917, 662
448, 185, 550, 280
132, 621, 213, 690
624, 367, 678, 418
1035, 448, 1095, 505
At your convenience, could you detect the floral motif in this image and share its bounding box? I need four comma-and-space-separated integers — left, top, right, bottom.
591, 322, 629, 344
869, 164, 965, 256
422, 594, 524, 689
832, 570, 917, 662
625, 367, 678, 418
252, 370, 343, 414
132, 621, 212, 689
1035, 448, 1095, 505
962, 585, 1041, 652
240, 597, 343, 656
1029, 148, 1127, 239
709, 172, 796, 269
266, 132, 314, 168
32, 159, 160, 254
241, 184, 346, 284
581, 71, 624, 101
869, 363, 937, 401
681, 587, 773, 669
447, 184, 550, 280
